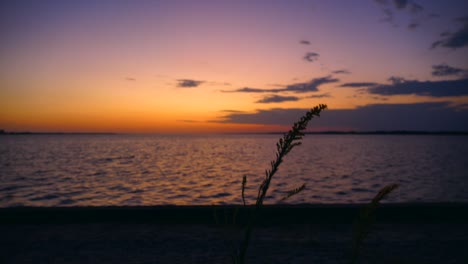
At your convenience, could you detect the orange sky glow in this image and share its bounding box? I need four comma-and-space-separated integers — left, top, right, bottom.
1, 0, 467, 133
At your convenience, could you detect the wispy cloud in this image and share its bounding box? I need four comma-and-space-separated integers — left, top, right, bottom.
300, 40, 311, 45
219, 109, 245, 113
125, 77, 136, 81
207, 81, 231, 86
225, 87, 284, 93
332, 69, 351, 75
255, 95, 300, 104
216, 103, 468, 131
306, 93, 331, 98
340, 82, 379, 87
340, 74, 468, 97
374, 0, 424, 28
285, 76, 338, 92
177, 79, 204, 88
432, 64, 468, 77
368, 77, 468, 97
407, 22, 419, 30
303, 52, 319, 62
223, 76, 339, 94
431, 16, 468, 49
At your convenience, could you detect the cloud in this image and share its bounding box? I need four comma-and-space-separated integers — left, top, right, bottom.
407, 22, 419, 30
255, 95, 300, 104
368, 77, 468, 97
409, 2, 423, 14
219, 109, 245, 113
432, 64, 468, 77
306, 93, 331, 98
216, 102, 468, 131
332, 70, 351, 75
226, 87, 284, 93
374, 0, 424, 28
300, 40, 311, 45
340, 82, 379, 87
393, 0, 408, 10
285, 76, 339, 92
177, 79, 204, 88
207, 81, 231, 86
303, 52, 319, 62
431, 16, 468, 49
223, 76, 339, 94
125, 77, 136, 81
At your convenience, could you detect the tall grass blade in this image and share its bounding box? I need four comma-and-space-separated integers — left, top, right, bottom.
350, 183, 399, 264
281, 183, 306, 201
235, 104, 327, 264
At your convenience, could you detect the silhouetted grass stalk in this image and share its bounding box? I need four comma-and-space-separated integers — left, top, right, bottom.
350, 183, 399, 264
235, 104, 327, 264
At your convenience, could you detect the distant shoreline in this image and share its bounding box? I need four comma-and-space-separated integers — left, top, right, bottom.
0, 131, 116, 135
1, 130, 468, 136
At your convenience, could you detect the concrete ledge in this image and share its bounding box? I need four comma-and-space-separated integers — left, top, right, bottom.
1, 203, 468, 224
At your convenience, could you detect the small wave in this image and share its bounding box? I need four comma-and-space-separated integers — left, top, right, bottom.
0, 185, 23, 192
167, 194, 190, 199
58, 199, 75, 205
34, 169, 53, 175
351, 187, 373, 193
93, 155, 135, 164
30, 194, 60, 201
213, 192, 231, 198
88, 171, 106, 176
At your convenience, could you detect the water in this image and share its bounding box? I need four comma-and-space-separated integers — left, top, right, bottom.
0, 134, 467, 207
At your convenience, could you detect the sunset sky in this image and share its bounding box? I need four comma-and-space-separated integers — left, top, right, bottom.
1, 0, 467, 133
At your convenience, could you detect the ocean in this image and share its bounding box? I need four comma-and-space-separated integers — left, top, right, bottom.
1, 134, 467, 207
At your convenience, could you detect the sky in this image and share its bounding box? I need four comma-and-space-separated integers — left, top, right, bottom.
1, 0, 468, 133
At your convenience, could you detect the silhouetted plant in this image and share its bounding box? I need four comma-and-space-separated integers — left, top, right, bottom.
234, 104, 327, 264
350, 183, 399, 264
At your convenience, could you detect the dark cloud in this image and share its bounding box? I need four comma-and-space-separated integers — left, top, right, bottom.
407, 22, 419, 30
219, 110, 244, 113
285, 76, 339, 93
306, 93, 331, 98
381, 8, 395, 24
177, 79, 204, 88
374, 0, 424, 28
393, 0, 408, 10
255, 95, 300, 104
207, 81, 231, 86
371, 96, 389, 101
125, 77, 136, 81
217, 103, 468, 131
368, 77, 468, 97
223, 76, 339, 94
431, 17, 468, 49
303, 52, 319, 62
409, 2, 423, 14
432, 64, 468, 77
332, 70, 351, 75
226, 87, 284, 93
340, 82, 379, 87
300, 40, 311, 45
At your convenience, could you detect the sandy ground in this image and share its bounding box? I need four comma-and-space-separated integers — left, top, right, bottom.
2, 221, 468, 264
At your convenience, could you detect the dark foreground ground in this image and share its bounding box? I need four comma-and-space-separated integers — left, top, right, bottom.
1, 204, 468, 264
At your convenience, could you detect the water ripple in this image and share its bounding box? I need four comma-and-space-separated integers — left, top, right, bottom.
0, 134, 467, 206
